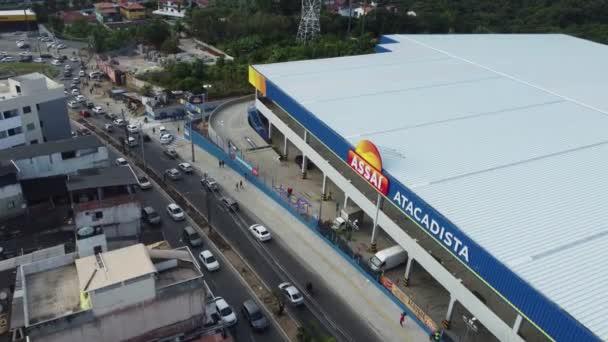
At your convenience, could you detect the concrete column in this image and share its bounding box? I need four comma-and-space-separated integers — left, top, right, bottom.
512, 314, 523, 333
283, 135, 288, 158
442, 296, 457, 329
268, 121, 273, 140
343, 194, 349, 209
321, 174, 327, 200
301, 155, 308, 179
97, 187, 104, 201
403, 257, 413, 286
370, 193, 382, 252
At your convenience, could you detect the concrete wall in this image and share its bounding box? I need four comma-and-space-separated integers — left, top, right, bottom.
15, 146, 109, 180
91, 275, 155, 316
33, 282, 206, 342
76, 234, 108, 258
21, 253, 77, 276
74, 201, 141, 238
0, 182, 26, 219
37, 97, 71, 141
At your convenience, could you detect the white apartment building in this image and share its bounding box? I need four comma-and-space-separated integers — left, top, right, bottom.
0, 73, 71, 150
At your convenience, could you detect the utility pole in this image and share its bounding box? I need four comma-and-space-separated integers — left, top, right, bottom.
347, 0, 352, 36
139, 122, 146, 169
189, 115, 195, 162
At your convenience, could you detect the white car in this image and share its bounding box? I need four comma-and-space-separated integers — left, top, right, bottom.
79, 70, 85, 77
67, 100, 80, 108
166, 203, 185, 221
198, 250, 220, 271
51, 59, 61, 66
1, 56, 14, 63
75, 95, 86, 102
46, 42, 55, 48
0, 51, 7, 57
158, 126, 167, 135
18, 51, 31, 56
178, 162, 193, 173
278, 282, 304, 306
249, 224, 272, 242
113, 118, 126, 126
160, 133, 174, 144
214, 297, 237, 326
70, 57, 78, 62
71, 89, 79, 95
137, 176, 152, 190
56, 44, 66, 49
64, 64, 71, 70
126, 136, 138, 147
126, 124, 139, 134
33, 57, 44, 63
115, 157, 128, 166
92, 106, 105, 114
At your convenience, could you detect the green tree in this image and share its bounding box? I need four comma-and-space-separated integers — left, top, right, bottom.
48, 15, 64, 34
138, 19, 171, 48
161, 38, 180, 54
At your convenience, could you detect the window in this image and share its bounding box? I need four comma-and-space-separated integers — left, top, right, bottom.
0, 131, 6, 139
7, 127, 22, 136
3, 109, 18, 119
15, 85, 20, 94
30, 139, 38, 144
61, 151, 76, 159
36, 104, 40, 111
93, 211, 103, 221
23, 106, 31, 114
26, 123, 35, 131
7, 201, 15, 209
39, 120, 43, 127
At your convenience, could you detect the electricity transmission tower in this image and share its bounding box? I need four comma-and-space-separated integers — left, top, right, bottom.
296, 0, 321, 43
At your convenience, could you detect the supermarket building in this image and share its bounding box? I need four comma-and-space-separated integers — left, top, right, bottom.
249, 34, 608, 342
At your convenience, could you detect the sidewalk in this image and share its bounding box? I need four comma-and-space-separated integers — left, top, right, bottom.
138, 123, 429, 342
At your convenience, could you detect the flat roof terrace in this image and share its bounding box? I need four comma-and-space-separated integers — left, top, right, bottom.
26, 264, 81, 325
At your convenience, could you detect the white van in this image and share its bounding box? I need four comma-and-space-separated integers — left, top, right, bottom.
369, 245, 407, 272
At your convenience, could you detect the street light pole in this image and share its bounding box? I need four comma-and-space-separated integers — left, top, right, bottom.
189, 115, 195, 162
140, 122, 146, 169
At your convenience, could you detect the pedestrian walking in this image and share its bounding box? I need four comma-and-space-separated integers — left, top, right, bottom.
400, 312, 407, 327
239, 180, 243, 189
235, 182, 239, 191
218, 160, 221, 168
177, 126, 180, 133
152, 127, 155, 134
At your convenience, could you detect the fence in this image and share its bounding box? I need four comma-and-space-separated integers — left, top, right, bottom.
187, 124, 443, 339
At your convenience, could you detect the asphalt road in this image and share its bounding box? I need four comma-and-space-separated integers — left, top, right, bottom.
100, 147, 285, 342
84, 114, 381, 342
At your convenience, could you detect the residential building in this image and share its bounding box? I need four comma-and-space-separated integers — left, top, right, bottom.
0, 73, 70, 149
10, 243, 215, 342
58, 10, 96, 24
0, 161, 24, 219
119, 2, 146, 20
153, 0, 190, 18
94, 2, 121, 23
67, 166, 141, 250
0, 135, 109, 180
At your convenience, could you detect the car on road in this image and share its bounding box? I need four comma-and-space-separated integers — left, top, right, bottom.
141, 206, 161, 225
115, 157, 128, 167
126, 136, 138, 147
278, 282, 304, 306
163, 148, 178, 159
79, 70, 85, 77
18, 51, 31, 57
105, 112, 117, 120
201, 177, 219, 192
126, 124, 139, 134
221, 196, 239, 212
104, 123, 113, 132
56, 44, 66, 49
183, 226, 203, 247
137, 175, 152, 190
241, 300, 270, 332
64, 64, 71, 70
33, 57, 43, 63
51, 59, 61, 65
70, 56, 78, 62
79, 110, 90, 118
249, 224, 272, 242
67, 100, 79, 108
198, 250, 220, 272
92, 106, 105, 115
1, 56, 14, 63
158, 126, 167, 135
113, 118, 126, 126
178, 162, 193, 173
72, 77, 80, 84
164, 168, 181, 180
71, 89, 79, 95
160, 133, 174, 144
214, 297, 237, 326
166, 203, 185, 221
75, 95, 86, 102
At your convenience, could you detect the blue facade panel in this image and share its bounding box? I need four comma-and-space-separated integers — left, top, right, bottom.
263, 78, 600, 342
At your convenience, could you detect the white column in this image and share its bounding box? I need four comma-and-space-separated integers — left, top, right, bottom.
512, 314, 523, 333
283, 135, 288, 157
370, 193, 382, 249
268, 121, 273, 139
403, 257, 414, 285
321, 174, 327, 197
343, 194, 349, 209
445, 296, 456, 321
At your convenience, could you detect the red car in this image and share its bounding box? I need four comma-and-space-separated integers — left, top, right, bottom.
79, 110, 91, 118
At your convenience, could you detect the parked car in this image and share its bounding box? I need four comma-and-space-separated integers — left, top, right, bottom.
164, 168, 181, 180
166, 203, 185, 221
178, 162, 193, 173
278, 282, 304, 306
72, 77, 80, 84
113, 118, 126, 126
214, 297, 237, 326
221, 196, 239, 211
79, 70, 85, 77
32, 57, 43, 63
92, 106, 105, 115
71, 89, 79, 95
164, 148, 178, 159
1, 56, 14, 63
141, 206, 161, 225
137, 176, 152, 190
51, 59, 61, 65
198, 250, 220, 271
125, 136, 138, 147
56, 44, 66, 49
160, 133, 174, 144
70, 56, 79, 62
126, 124, 139, 134
79, 110, 90, 118
104, 123, 113, 132
249, 224, 272, 242
64, 64, 71, 70
158, 126, 167, 135
115, 158, 128, 166
75, 95, 86, 102
67, 100, 79, 109
201, 177, 219, 192
241, 300, 270, 332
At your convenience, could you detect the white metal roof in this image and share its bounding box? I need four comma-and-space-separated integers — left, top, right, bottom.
254, 34, 608, 339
